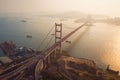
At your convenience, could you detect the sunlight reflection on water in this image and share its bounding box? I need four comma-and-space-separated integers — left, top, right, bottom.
0, 16, 120, 72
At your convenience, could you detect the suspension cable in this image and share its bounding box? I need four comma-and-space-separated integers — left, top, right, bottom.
36, 25, 54, 50
36, 23, 72, 51
44, 23, 73, 49
44, 35, 54, 49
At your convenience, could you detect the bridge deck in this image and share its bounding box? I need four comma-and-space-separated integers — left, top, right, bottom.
0, 23, 87, 80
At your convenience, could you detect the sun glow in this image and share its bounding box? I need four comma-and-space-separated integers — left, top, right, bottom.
102, 31, 120, 71
0, 0, 120, 16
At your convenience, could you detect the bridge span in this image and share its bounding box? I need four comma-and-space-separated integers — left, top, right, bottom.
0, 22, 87, 80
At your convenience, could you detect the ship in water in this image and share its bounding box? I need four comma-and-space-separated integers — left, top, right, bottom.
21, 20, 27, 23
26, 35, 32, 38
65, 40, 71, 44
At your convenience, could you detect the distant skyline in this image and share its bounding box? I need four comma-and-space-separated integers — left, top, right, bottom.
0, 0, 120, 17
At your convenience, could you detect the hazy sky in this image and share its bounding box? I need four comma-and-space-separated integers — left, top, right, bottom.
0, 0, 120, 16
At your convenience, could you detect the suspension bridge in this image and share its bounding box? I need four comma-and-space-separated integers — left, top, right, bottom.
0, 22, 87, 80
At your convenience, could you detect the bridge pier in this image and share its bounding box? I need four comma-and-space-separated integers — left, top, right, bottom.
35, 59, 44, 80
55, 23, 62, 54
47, 55, 51, 66
54, 49, 57, 58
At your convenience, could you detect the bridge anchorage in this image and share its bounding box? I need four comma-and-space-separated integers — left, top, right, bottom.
0, 22, 87, 80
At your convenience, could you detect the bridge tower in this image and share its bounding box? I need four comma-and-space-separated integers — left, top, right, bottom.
55, 23, 62, 54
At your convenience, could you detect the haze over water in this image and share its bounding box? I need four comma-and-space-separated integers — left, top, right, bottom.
0, 0, 120, 74
0, 15, 120, 72
0, 0, 120, 17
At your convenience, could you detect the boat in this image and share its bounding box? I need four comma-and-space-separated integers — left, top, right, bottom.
21, 20, 27, 23
65, 40, 71, 44
26, 35, 32, 38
